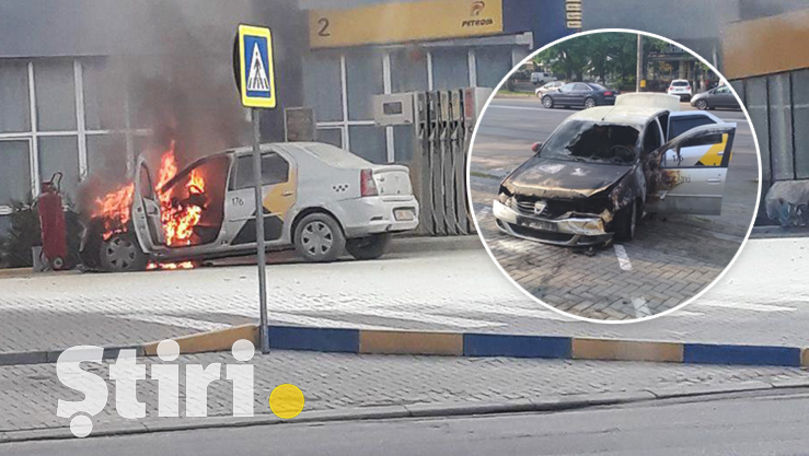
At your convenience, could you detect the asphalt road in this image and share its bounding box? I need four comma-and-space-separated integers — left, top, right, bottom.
469, 95, 759, 320
7, 389, 808, 455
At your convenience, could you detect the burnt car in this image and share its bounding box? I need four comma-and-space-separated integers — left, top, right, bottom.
493, 93, 736, 246
541, 82, 618, 109
85, 142, 419, 271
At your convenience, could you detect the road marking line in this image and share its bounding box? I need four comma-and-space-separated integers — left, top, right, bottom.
631, 297, 652, 318
696, 300, 795, 312
488, 104, 546, 112
613, 244, 632, 271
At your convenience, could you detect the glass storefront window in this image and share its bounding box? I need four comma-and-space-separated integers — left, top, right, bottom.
38, 136, 79, 200
86, 133, 127, 180
345, 51, 383, 120
303, 53, 343, 122
745, 77, 769, 184
393, 125, 414, 163
475, 46, 513, 88
83, 59, 125, 130
431, 48, 469, 90
768, 73, 792, 180
348, 125, 386, 163
316, 128, 343, 148
793, 70, 809, 179
34, 60, 77, 131
0, 61, 30, 133
0, 140, 32, 206
390, 48, 429, 92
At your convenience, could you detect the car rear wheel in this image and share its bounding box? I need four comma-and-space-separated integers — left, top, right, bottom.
542, 96, 554, 108
584, 97, 596, 109
99, 232, 147, 272
294, 213, 345, 262
613, 200, 638, 242
695, 99, 708, 110
346, 233, 391, 260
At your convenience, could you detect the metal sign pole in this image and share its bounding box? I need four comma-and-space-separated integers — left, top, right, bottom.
251, 107, 269, 354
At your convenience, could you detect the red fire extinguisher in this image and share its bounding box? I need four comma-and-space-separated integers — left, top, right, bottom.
37, 172, 68, 270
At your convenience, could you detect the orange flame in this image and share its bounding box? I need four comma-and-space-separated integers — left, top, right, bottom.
147, 261, 194, 270
93, 183, 135, 240
91, 139, 209, 268
154, 142, 208, 247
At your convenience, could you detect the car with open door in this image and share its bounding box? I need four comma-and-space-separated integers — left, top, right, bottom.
87, 142, 419, 271
492, 93, 735, 246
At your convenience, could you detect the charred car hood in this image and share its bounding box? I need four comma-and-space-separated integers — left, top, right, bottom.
502, 157, 633, 199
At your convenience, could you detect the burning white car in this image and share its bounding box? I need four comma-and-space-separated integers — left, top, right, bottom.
84, 142, 419, 271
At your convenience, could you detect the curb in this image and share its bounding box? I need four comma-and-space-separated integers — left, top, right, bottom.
7, 384, 807, 444
3, 324, 809, 368
0, 346, 143, 367
262, 325, 809, 368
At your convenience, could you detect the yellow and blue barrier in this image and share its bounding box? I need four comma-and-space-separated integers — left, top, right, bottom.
264, 325, 806, 367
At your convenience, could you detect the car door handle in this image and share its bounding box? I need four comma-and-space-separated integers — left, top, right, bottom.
282, 190, 294, 197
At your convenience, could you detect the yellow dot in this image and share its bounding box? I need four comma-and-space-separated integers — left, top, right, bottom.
269, 384, 304, 419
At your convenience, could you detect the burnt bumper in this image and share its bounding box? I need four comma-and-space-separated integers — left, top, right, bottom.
492, 199, 612, 246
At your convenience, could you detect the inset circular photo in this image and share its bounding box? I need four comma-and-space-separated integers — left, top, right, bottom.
468, 29, 761, 323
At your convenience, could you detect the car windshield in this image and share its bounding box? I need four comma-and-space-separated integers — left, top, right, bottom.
540, 120, 640, 165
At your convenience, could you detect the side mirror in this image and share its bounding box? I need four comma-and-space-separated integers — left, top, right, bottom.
531, 142, 542, 154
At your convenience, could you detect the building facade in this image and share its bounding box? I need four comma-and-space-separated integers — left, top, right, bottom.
0, 0, 571, 233
297, 0, 569, 164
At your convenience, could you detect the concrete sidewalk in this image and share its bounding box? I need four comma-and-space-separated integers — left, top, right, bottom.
2, 236, 809, 356
1, 349, 808, 442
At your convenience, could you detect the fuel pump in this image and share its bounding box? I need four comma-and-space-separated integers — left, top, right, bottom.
373, 87, 491, 235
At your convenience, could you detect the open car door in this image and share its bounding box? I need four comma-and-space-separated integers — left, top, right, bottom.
646, 123, 736, 215
132, 158, 165, 251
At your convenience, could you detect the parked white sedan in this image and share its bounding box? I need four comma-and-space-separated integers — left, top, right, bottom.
86, 142, 419, 271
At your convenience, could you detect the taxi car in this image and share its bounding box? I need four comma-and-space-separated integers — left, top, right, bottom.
88, 142, 419, 271
493, 93, 736, 246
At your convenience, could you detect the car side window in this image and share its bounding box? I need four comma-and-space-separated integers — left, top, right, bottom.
231, 152, 290, 190
668, 115, 716, 139
560, 83, 575, 93
715, 86, 729, 94
574, 83, 590, 91
642, 121, 663, 155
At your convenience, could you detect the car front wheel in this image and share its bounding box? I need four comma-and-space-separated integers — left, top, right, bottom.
294, 213, 346, 262
542, 96, 554, 108
695, 99, 708, 110
613, 201, 638, 242
99, 232, 147, 272
346, 233, 391, 260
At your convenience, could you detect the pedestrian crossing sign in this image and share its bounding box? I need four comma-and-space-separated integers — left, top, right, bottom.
237, 24, 276, 108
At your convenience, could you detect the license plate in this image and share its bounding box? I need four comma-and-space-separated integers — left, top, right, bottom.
524, 220, 557, 232
394, 208, 415, 221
